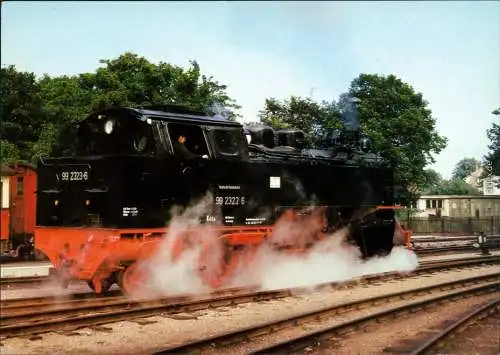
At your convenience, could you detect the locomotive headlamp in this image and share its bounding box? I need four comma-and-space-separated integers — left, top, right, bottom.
104, 119, 115, 135
54, 199, 59, 206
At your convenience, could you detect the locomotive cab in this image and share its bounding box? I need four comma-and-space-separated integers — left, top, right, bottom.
77, 110, 160, 157
36, 107, 251, 230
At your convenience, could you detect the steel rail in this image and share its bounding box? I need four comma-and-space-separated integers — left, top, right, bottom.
413, 235, 500, 243
251, 281, 499, 355
0, 275, 52, 285
2, 255, 497, 312
0, 255, 498, 339
408, 297, 500, 355
153, 272, 500, 354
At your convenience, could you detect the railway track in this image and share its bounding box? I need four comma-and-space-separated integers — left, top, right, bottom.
413, 234, 500, 243
155, 271, 500, 354
1, 240, 497, 286
0, 275, 51, 285
415, 245, 482, 255
408, 298, 499, 355
0, 285, 265, 338
0, 255, 498, 340
1, 255, 496, 311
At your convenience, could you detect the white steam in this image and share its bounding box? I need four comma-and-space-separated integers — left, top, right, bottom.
125, 195, 419, 299
126, 194, 218, 299
230, 228, 419, 291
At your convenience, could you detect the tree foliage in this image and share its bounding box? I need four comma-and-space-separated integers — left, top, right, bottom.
424, 178, 482, 195
344, 74, 447, 201
259, 74, 448, 203
0, 65, 45, 161
421, 169, 443, 194
88, 53, 240, 116
483, 121, 500, 176
452, 158, 481, 181
258, 96, 342, 146
421, 166, 482, 196
0, 53, 240, 164
0, 139, 21, 165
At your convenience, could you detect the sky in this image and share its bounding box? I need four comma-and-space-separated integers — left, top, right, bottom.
1, 1, 499, 178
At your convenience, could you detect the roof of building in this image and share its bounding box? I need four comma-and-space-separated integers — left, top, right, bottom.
11, 161, 37, 170
1, 164, 15, 176
419, 194, 500, 199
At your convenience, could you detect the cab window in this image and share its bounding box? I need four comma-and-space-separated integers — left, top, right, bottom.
167, 122, 209, 157
212, 129, 241, 156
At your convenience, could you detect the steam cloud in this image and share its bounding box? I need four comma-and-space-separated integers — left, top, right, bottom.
128, 195, 419, 299
208, 101, 231, 120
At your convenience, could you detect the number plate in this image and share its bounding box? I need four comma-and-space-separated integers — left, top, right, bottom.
214, 183, 245, 207
57, 166, 90, 182
215, 195, 246, 206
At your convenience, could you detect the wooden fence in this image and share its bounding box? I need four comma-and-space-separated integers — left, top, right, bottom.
402, 216, 500, 236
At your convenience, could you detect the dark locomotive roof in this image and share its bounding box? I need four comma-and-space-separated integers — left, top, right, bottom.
76, 105, 387, 167
83, 106, 242, 128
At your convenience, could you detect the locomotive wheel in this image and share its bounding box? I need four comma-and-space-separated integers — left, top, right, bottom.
197, 241, 237, 289
119, 262, 152, 297
87, 273, 115, 294
87, 278, 112, 294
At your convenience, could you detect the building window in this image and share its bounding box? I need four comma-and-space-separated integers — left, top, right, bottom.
17, 177, 24, 196
426, 199, 443, 209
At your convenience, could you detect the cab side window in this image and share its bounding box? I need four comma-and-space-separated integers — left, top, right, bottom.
212, 129, 240, 156
167, 123, 209, 157
130, 119, 157, 155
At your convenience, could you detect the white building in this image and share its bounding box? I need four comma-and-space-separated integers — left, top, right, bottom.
415, 195, 500, 218
465, 166, 483, 190
482, 176, 500, 196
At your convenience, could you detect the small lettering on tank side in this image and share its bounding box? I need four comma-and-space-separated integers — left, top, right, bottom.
218, 184, 241, 190
122, 207, 139, 217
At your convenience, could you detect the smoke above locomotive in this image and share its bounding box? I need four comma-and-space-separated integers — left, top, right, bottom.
34, 103, 406, 295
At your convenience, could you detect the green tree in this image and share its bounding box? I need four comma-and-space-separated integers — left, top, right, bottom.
0, 65, 45, 162
342, 74, 447, 202
38, 75, 97, 157
421, 169, 443, 194
258, 74, 447, 203
421, 167, 483, 196
483, 121, 499, 176
452, 158, 481, 180
258, 96, 342, 146
0, 140, 21, 165
425, 179, 481, 195
87, 52, 240, 119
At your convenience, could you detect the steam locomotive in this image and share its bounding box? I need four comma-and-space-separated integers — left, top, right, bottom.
35, 104, 408, 295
